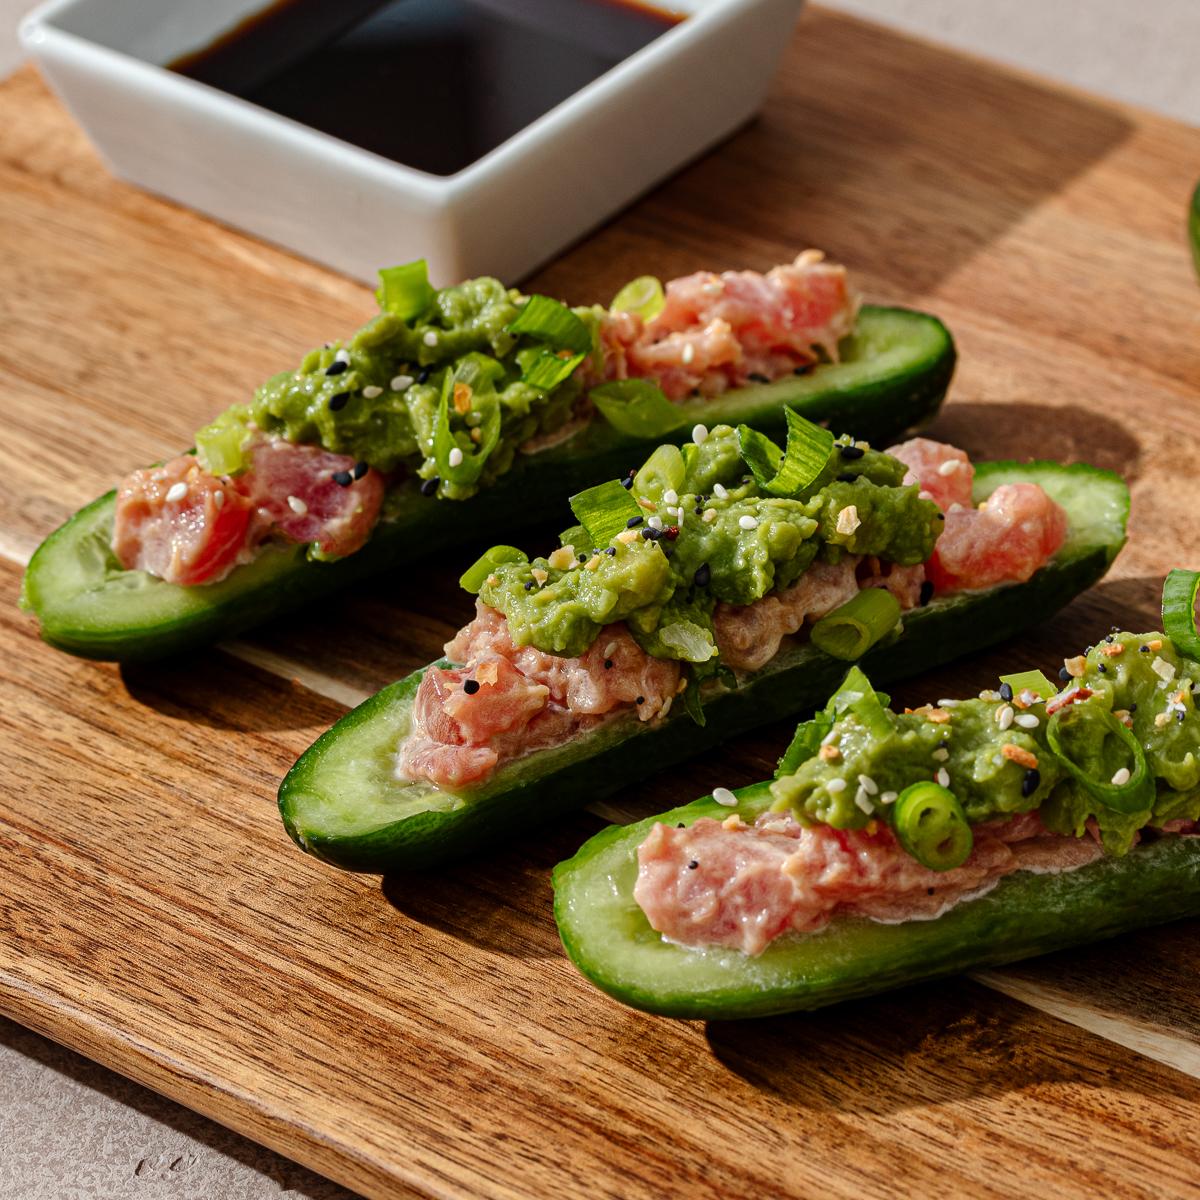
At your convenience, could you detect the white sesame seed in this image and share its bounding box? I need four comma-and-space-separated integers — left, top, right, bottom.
423, 331, 438, 346
713, 787, 737, 806
391, 374, 414, 391
165, 482, 188, 502
448, 447, 464, 467
820, 729, 840, 746
213, 489, 225, 508
702, 508, 717, 523
947, 503, 963, 513
287, 495, 307, 516
919, 490, 935, 501
362, 385, 382, 398
932, 748, 949, 761
997, 705, 1014, 731
713, 483, 728, 500
692, 424, 708, 445
648, 515, 664, 530
826, 778, 847, 793
936, 768, 950, 788
936, 699, 960, 708
937, 459, 961, 476
993, 754, 1004, 766
663, 489, 678, 506
857, 774, 878, 795
334, 349, 351, 363
880, 791, 898, 804
855, 789, 874, 814
739, 515, 759, 531
681, 343, 695, 364
1016, 714, 1040, 729
1111, 767, 1131, 786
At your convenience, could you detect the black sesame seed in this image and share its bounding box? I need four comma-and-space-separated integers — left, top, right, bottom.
1111, 626, 1121, 633
353, 460, 368, 480
836, 472, 859, 483
919, 580, 934, 606
525, 581, 534, 590
420, 476, 439, 497
626, 515, 643, 528
606, 547, 616, 556
332, 470, 353, 487
1105, 634, 1114, 643
661, 545, 673, 559
1086, 646, 1094, 655
622, 477, 634, 489
1059, 667, 1071, 681
936, 513, 945, 520
688, 860, 699, 870
604, 659, 613, 670
840, 445, 865, 460
927, 888, 935, 896
742, 476, 752, 484
329, 391, 351, 411
1180, 710, 1187, 723
677, 822, 685, 828
1130, 703, 1138, 713
695, 506, 704, 516
636, 696, 645, 705
999, 682, 1014, 702
937, 740, 949, 750
1021, 768, 1041, 798
325, 360, 348, 376
694, 563, 712, 588
749, 372, 770, 383
691, 388, 700, 397
417, 367, 432, 384
463, 679, 480, 695
1099, 664, 1107, 673
1140, 644, 1150, 653
793, 364, 814, 376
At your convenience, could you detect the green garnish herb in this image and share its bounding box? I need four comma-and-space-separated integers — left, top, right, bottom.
589, 378, 688, 438
1162, 568, 1200, 663
376, 259, 435, 320
998, 669, 1059, 701
737, 407, 834, 497
522, 349, 587, 391
432, 356, 503, 487
460, 545, 529, 594
893, 782, 973, 871
810, 588, 901, 661
1046, 706, 1156, 815
568, 479, 643, 549
507, 294, 593, 355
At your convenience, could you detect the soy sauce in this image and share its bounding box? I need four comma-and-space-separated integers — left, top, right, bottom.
171, 0, 684, 176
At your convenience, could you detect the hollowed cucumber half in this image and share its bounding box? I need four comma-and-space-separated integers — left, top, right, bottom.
552, 783, 1200, 1020
21, 307, 953, 662
277, 461, 1129, 875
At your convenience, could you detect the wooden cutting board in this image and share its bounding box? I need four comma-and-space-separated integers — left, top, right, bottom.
4, 7, 1200, 1198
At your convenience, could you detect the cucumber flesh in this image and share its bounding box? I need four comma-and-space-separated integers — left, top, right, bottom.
552, 785, 1200, 1020
278, 461, 1128, 874
21, 307, 953, 662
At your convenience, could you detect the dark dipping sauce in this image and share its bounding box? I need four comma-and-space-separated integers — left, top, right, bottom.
170, 0, 685, 176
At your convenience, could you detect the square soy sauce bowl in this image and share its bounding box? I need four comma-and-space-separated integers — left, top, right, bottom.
21, 0, 805, 285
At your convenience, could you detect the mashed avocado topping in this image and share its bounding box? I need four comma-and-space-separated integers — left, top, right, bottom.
475, 424, 942, 661
195, 267, 601, 498
770, 633, 1200, 856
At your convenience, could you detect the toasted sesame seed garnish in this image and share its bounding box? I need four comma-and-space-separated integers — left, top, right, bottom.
332, 470, 353, 487
713, 483, 729, 500
453, 382, 474, 413
722, 814, 743, 830
530, 568, 548, 584
826, 778, 847, 793
606, 546, 617, 556
417, 367, 432, 384
165, 482, 188, 502
485, 573, 499, 587
604, 659, 613, 670
1063, 655, 1087, 678
637, 498, 656, 511
362, 385, 382, 398
1155, 712, 1170, 728
1100, 642, 1124, 656
932, 748, 949, 761
648, 515, 664, 531
702, 508, 717, 523
391, 374, 414, 391
919, 491, 935, 501
1111, 767, 1131, 786
857, 774, 878, 795
1148, 639, 1163, 650
681, 343, 695, 364
978, 689, 1001, 701
1015, 713, 1040, 729
334, 349, 351, 363
1001, 744, 1038, 770
713, 787, 737, 806
996, 705, 1015, 731
286, 495, 307, 515
423, 331, 438, 346
663, 489, 678, 505
547, 546, 575, 570
937, 459, 961, 476
927, 709, 951, 723
448, 447, 464, 467
855, 790, 874, 814
935, 768, 951, 787
835, 505, 860, 536
739, 515, 759, 531
213, 489, 225, 508
818, 744, 840, 760
617, 529, 638, 543
677, 677, 688, 693
1152, 656, 1176, 683
584, 555, 601, 570
937, 699, 960, 708
880, 792, 898, 804
692, 424, 708, 445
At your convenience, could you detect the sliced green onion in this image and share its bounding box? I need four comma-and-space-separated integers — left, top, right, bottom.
1162, 569, 1200, 663
634, 444, 686, 498
774, 705, 836, 779
737, 407, 834, 497
590, 379, 688, 438
522, 349, 587, 391
828, 666, 894, 740
998, 669, 1059, 701
610, 275, 665, 321
376, 260, 435, 321
507, 295, 593, 355
682, 668, 707, 727
569, 478, 643, 548
810, 589, 901, 661
195, 412, 250, 476
460, 545, 529, 593
893, 782, 973, 871
433, 361, 502, 487
658, 621, 717, 663
1046, 706, 1155, 815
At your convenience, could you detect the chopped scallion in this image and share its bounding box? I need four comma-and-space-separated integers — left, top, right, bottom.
893, 782, 973, 871
810, 589, 901, 661
737, 407, 834, 496
1162, 569, 1200, 663
433, 355, 503, 486
998, 669, 1059, 701
1046, 706, 1155, 815
774, 705, 836, 779
376, 260, 435, 321
507, 295, 593, 355
569, 479, 643, 549
522, 349, 587, 391
590, 378, 688, 438
460, 545, 529, 593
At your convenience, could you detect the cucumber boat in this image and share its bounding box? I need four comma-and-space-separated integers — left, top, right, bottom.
278, 450, 1129, 875
21, 249, 953, 663
553, 590, 1200, 1020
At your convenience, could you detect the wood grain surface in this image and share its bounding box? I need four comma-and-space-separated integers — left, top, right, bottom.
4, 7, 1200, 1198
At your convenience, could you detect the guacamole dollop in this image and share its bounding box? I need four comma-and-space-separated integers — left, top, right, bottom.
476, 425, 942, 661
770, 633, 1200, 856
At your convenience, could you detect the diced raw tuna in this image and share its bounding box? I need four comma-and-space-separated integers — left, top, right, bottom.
856, 556, 927, 609
635, 806, 1116, 956
112, 433, 384, 587
927, 482, 1068, 592
886, 437, 975, 513
112, 455, 254, 586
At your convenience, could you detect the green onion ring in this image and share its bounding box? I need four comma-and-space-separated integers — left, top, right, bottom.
1162, 569, 1200, 663
810, 588, 901, 661
1046, 706, 1155, 815
893, 782, 973, 872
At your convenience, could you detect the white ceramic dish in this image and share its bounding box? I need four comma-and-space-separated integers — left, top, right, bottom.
20, 0, 805, 286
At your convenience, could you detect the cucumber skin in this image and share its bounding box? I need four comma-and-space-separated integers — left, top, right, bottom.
21, 307, 953, 663
551, 785, 1200, 1020
1191, 179, 1200, 284
279, 502, 1121, 874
